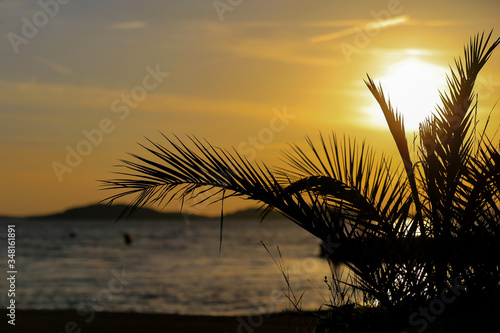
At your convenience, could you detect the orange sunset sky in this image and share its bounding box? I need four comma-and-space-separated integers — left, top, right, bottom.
1, 0, 499, 217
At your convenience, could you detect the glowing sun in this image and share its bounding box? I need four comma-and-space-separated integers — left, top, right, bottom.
373, 58, 447, 130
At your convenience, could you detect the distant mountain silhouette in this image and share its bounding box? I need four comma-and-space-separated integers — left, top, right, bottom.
0, 216, 17, 221
0, 204, 282, 221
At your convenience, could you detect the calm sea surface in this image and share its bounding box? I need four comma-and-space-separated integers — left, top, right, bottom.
0, 218, 332, 316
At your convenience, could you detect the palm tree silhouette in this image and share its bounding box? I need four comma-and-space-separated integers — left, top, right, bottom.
102, 31, 500, 312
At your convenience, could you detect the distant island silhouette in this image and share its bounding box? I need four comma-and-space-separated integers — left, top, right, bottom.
0, 204, 283, 221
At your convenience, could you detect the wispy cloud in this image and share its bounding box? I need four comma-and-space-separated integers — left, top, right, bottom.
109, 21, 147, 30
224, 38, 342, 66
34, 56, 74, 75
310, 15, 409, 43
302, 20, 376, 28
0, 79, 269, 119
190, 21, 343, 66
407, 19, 480, 27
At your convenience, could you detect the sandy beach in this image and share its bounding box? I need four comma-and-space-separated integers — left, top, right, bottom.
2, 299, 500, 333
0, 309, 316, 333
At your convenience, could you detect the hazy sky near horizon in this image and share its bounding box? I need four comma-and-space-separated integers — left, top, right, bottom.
1, 0, 499, 217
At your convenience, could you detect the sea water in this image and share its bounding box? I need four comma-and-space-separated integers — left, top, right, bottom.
0, 218, 332, 316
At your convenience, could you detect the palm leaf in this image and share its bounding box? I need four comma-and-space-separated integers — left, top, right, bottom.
101, 31, 500, 313
364, 76, 424, 236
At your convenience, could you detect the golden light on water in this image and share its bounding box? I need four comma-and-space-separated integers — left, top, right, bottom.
371, 57, 448, 131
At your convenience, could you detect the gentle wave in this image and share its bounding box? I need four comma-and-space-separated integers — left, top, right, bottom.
0, 218, 332, 316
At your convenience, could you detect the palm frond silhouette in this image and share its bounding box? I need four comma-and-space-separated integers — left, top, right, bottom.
102, 31, 500, 311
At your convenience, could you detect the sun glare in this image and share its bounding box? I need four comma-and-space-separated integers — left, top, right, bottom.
373, 58, 447, 130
